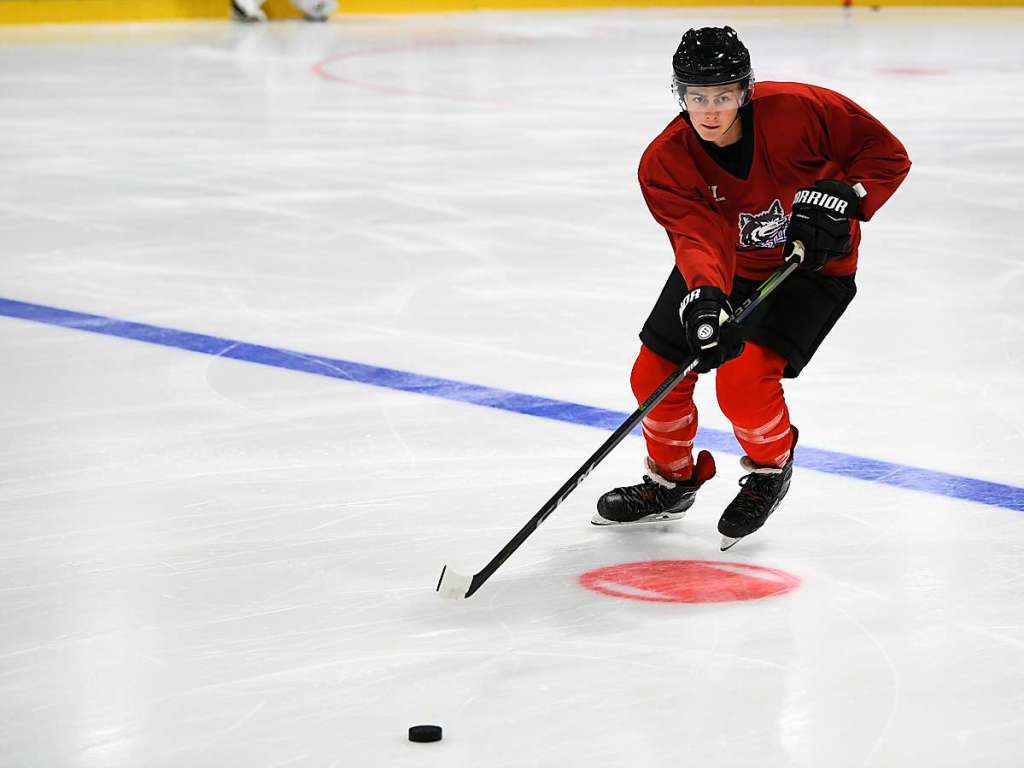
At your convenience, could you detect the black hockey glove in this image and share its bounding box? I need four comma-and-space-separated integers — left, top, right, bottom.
679, 286, 745, 374
784, 179, 863, 271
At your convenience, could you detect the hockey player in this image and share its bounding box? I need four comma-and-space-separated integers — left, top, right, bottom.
232, 0, 337, 22
593, 26, 910, 549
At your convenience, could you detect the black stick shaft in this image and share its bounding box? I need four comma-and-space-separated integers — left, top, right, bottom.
460, 261, 799, 598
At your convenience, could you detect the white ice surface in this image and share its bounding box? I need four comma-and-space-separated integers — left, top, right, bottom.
1, 8, 1024, 767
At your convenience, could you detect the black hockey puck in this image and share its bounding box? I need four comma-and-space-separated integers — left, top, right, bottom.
408, 724, 442, 743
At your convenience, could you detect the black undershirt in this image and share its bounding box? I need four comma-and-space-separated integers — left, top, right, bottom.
689, 104, 755, 180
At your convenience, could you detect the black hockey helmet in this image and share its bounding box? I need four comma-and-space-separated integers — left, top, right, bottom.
671, 26, 755, 111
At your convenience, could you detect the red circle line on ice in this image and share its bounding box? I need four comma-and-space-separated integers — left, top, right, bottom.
578, 560, 800, 603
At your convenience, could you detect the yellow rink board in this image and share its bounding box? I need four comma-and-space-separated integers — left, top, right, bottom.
0, 0, 1021, 24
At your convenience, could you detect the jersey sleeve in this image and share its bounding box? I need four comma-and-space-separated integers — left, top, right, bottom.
807, 85, 911, 221
638, 143, 733, 291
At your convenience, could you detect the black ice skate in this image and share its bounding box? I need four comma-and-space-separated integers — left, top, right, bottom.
718, 427, 799, 550
592, 451, 716, 526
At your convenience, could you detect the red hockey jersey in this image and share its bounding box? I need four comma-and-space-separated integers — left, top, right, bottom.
639, 81, 911, 290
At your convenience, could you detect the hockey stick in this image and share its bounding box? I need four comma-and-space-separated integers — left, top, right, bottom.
436, 250, 803, 600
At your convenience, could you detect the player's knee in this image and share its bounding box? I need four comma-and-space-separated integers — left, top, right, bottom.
630, 345, 679, 402
716, 343, 786, 419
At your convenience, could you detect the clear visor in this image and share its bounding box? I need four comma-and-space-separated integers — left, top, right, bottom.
671, 78, 750, 113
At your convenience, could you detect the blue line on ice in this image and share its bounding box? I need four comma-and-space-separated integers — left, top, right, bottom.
2, 296, 1021, 513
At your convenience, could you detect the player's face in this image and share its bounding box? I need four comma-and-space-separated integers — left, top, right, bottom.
685, 85, 744, 143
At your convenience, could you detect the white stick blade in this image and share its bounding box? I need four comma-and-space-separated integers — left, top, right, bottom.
436, 565, 472, 600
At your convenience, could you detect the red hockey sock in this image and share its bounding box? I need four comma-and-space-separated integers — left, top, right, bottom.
715, 342, 794, 468
630, 345, 699, 480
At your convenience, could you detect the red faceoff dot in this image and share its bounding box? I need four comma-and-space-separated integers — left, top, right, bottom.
578, 560, 800, 604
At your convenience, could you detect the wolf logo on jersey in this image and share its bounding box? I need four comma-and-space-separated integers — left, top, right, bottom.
738, 199, 789, 249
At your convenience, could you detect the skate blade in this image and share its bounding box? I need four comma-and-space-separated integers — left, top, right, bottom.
720, 535, 742, 551
591, 511, 686, 527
